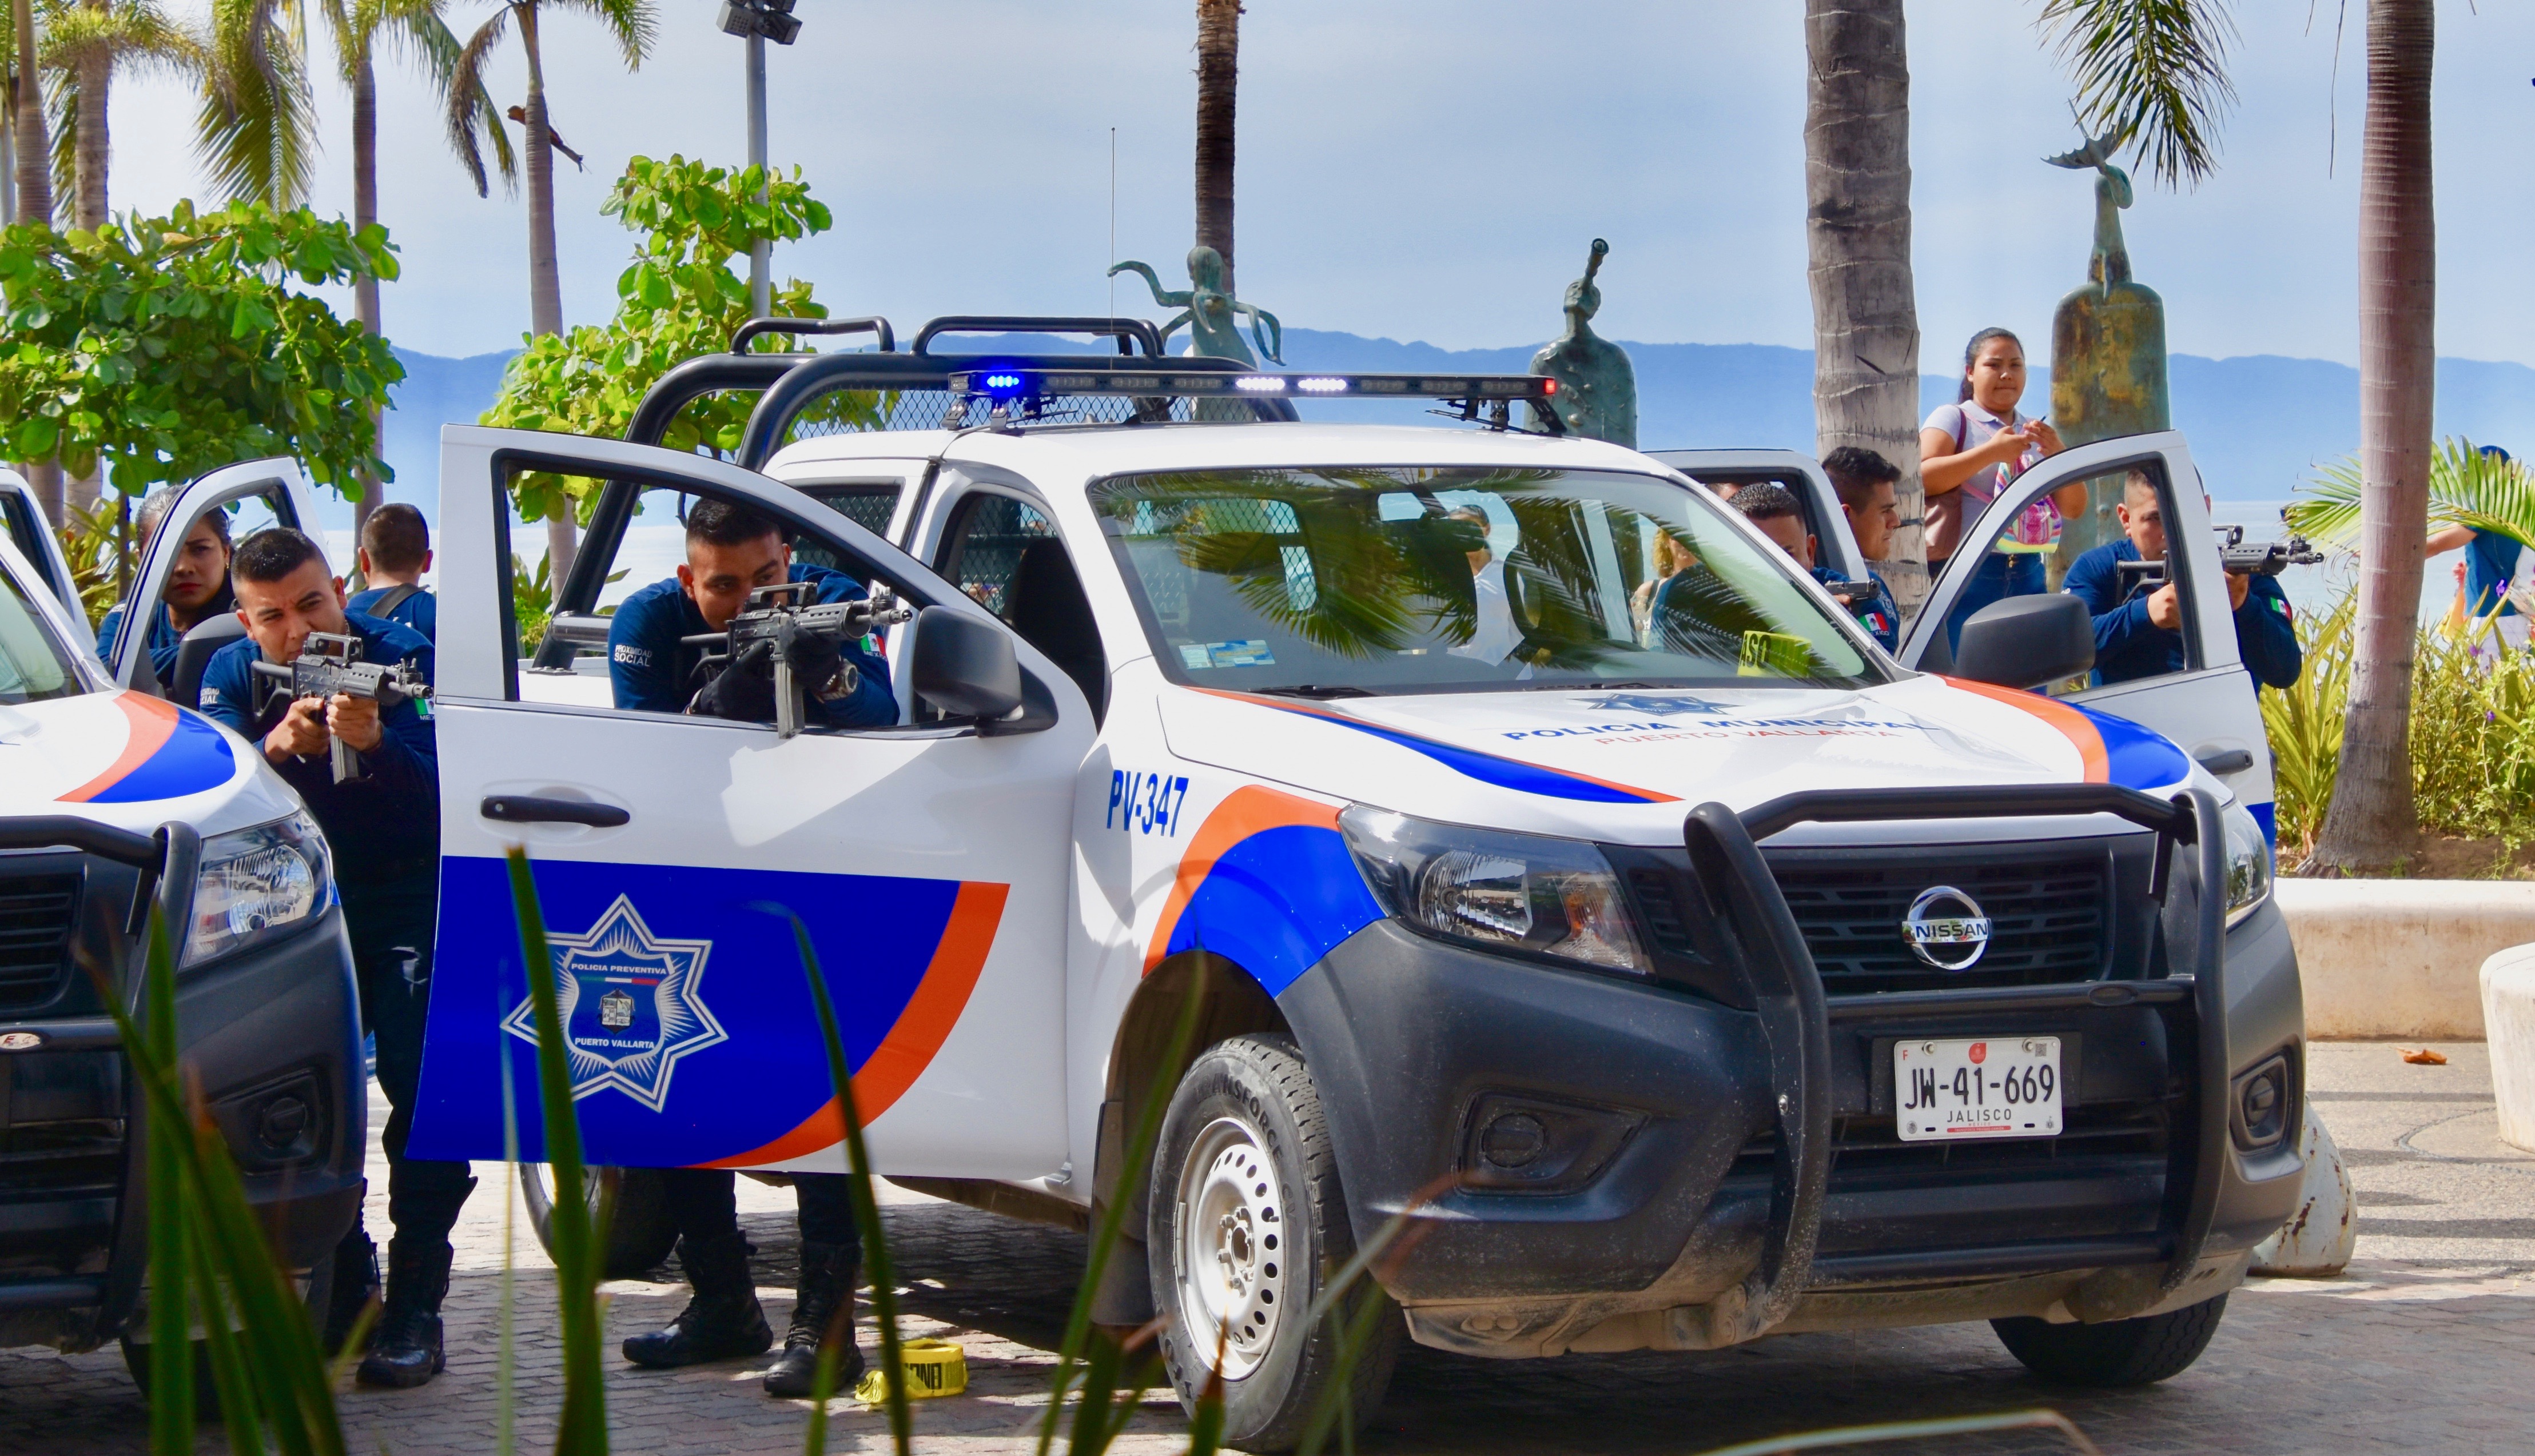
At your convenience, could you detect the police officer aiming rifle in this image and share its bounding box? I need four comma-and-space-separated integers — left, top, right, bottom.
606, 497, 896, 1396
197, 527, 470, 1388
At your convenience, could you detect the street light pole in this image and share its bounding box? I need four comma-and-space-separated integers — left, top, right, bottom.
746, 29, 769, 317
719, 0, 799, 322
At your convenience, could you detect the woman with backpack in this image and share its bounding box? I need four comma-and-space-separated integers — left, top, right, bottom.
1920, 328, 2087, 652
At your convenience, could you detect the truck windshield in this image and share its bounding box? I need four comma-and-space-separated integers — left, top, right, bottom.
1091, 466, 1885, 695
0, 567, 79, 704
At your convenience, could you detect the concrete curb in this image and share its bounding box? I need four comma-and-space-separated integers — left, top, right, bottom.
2273, 880, 2535, 1040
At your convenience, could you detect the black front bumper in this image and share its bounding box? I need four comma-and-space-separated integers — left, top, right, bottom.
0, 819, 367, 1353
1279, 787, 2306, 1354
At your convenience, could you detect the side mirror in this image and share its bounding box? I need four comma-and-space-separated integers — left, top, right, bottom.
909, 606, 1022, 721
1952, 593, 2095, 690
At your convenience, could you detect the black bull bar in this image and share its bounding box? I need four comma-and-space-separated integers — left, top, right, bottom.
0, 819, 200, 1336
1682, 784, 2228, 1343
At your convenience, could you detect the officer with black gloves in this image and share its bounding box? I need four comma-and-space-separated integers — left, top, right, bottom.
195, 527, 471, 1389
606, 498, 892, 1397
2064, 471, 2302, 689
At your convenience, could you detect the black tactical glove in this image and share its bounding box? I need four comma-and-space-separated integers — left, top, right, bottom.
784, 621, 852, 701
690, 638, 778, 722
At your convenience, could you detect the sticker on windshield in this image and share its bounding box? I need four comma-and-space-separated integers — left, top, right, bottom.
1179, 640, 1275, 669
1737, 630, 1813, 678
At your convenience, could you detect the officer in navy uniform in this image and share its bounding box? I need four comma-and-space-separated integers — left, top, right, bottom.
94, 487, 235, 684
607, 498, 892, 1396
2063, 471, 2302, 689
346, 501, 437, 640
196, 527, 470, 1387
1726, 481, 1900, 651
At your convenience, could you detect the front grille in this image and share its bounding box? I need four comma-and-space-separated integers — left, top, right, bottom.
1766, 851, 2110, 995
0, 873, 79, 1013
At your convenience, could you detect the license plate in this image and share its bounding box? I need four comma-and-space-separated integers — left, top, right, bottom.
1894, 1036, 2062, 1142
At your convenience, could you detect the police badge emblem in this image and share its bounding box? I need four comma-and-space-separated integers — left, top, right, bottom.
500, 895, 727, 1112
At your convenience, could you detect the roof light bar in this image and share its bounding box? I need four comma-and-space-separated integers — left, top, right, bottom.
945, 370, 1559, 402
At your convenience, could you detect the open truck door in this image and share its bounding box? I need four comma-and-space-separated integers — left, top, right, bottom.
1645, 449, 1871, 583
0, 468, 85, 631
1897, 432, 2279, 837
101, 458, 326, 708
407, 425, 1085, 1181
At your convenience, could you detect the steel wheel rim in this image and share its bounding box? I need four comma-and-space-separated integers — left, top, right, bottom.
1175, 1115, 1288, 1381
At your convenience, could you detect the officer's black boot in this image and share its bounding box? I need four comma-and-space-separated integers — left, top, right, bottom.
622, 1231, 772, 1369
356, 1238, 451, 1388
762, 1242, 865, 1398
323, 1215, 380, 1357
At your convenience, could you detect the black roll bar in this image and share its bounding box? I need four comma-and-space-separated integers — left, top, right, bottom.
910, 315, 1164, 357
1680, 802, 1832, 1345
729, 314, 896, 355
1688, 783, 2233, 1334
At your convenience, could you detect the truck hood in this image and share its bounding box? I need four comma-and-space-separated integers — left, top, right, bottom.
0, 690, 296, 840
1156, 675, 2195, 844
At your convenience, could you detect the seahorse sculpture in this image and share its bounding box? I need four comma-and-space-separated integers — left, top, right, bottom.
2043, 126, 2137, 291
1527, 238, 1637, 448
1108, 246, 1283, 365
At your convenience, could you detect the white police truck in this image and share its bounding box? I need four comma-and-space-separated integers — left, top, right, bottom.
405, 320, 2305, 1450
0, 462, 366, 1378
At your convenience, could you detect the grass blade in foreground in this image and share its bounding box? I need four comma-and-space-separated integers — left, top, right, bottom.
1034, 953, 1212, 1456
768, 907, 910, 1456
1691, 1407, 2100, 1456
507, 845, 611, 1456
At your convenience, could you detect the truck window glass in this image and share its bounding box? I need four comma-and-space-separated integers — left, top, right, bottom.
790, 482, 901, 563
1092, 466, 1883, 695
0, 566, 79, 703
2031, 464, 2196, 696
940, 492, 1108, 719
939, 494, 1058, 615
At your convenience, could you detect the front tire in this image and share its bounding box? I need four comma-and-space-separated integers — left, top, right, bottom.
521, 1165, 679, 1279
1148, 1035, 1400, 1454
1991, 1293, 2227, 1386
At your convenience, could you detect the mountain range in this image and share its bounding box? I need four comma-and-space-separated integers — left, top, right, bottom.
343, 332, 2535, 527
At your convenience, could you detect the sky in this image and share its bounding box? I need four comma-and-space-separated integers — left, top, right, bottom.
84, 1, 2535, 369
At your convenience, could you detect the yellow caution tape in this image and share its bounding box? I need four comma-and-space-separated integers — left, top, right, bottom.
853, 1337, 968, 1404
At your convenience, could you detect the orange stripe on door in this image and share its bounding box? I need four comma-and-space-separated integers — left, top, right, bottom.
699, 880, 1010, 1169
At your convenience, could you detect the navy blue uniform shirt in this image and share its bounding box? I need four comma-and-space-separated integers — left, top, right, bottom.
1810, 565, 1900, 651
96, 587, 233, 682
197, 609, 440, 883
607, 563, 895, 727
2064, 538, 2302, 689
348, 583, 436, 640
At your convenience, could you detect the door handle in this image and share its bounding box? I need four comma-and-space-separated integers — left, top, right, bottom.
2193, 748, 2255, 776
480, 795, 630, 828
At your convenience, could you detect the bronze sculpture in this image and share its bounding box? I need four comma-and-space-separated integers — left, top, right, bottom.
1527, 239, 1638, 448
2045, 127, 2170, 579
1110, 246, 1283, 365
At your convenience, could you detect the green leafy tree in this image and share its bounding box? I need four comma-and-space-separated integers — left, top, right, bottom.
481, 152, 869, 530
0, 199, 401, 500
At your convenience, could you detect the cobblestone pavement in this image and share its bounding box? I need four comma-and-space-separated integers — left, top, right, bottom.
7, 1041, 2529, 1453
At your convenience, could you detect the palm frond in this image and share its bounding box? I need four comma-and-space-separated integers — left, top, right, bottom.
444, 4, 509, 198
392, 1, 513, 189
2288, 438, 2535, 555
39, 0, 205, 79
195, 0, 318, 208
2035, 0, 2239, 188
548, 0, 655, 68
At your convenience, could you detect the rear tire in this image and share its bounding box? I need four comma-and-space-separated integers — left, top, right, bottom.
521, 1165, 679, 1279
1991, 1293, 2227, 1387
1148, 1035, 1400, 1454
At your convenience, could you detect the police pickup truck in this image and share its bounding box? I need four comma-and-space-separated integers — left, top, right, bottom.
0, 462, 365, 1376
408, 318, 2305, 1450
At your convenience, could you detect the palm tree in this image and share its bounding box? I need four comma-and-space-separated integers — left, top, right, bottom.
1802, 0, 2234, 607
2304, 0, 2436, 876
11, 0, 57, 524
447, 0, 653, 584
195, 1, 316, 210
1193, 0, 1237, 295
1801, 0, 1919, 602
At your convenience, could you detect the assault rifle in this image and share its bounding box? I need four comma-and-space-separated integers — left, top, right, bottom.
683, 581, 913, 738
252, 631, 431, 783
2116, 524, 2325, 591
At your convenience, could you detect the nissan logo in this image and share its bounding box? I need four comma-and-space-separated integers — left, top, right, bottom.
1903, 886, 1992, 971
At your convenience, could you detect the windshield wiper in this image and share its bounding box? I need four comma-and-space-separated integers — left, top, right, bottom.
1252, 684, 1379, 699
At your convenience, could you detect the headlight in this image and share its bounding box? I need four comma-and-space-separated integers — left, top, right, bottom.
186, 812, 334, 966
1339, 805, 1650, 976
2221, 801, 2272, 928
